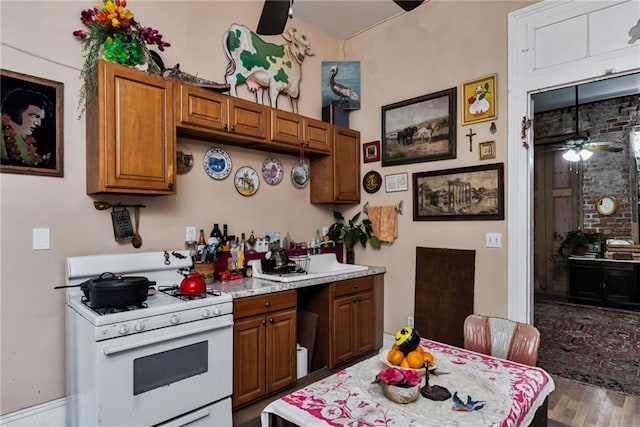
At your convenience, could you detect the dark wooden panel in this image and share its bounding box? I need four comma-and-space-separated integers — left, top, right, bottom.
414, 247, 475, 347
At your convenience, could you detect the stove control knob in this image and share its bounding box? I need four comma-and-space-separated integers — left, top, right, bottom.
118, 325, 130, 335
134, 323, 145, 332
212, 307, 221, 316
170, 314, 180, 325
201, 309, 211, 318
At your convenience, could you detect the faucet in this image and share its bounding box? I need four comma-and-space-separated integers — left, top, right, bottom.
308, 239, 335, 254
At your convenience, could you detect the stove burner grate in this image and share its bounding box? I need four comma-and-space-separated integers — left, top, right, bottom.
82, 298, 148, 315
157, 285, 222, 301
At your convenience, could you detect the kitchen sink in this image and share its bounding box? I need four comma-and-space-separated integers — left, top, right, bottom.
249, 253, 368, 283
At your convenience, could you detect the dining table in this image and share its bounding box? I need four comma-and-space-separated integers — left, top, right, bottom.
261, 338, 555, 427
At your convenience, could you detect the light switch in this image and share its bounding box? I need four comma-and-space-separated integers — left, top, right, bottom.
33, 227, 50, 250
486, 232, 502, 248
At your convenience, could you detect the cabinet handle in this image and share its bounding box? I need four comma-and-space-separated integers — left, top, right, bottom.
269, 318, 274, 323
354, 284, 359, 289
602, 282, 606, 288
352, 297, 357, 302
230, 125, 236, 132
356, 297, 361, 302
262, 319, 266, 325
265, 301, 270, 307
168, 182, 174, 190
223, 124, 228, 131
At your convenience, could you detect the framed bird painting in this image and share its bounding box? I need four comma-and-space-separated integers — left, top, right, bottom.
321, 61, 361, 110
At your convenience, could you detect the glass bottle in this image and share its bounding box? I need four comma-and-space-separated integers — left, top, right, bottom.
197, 229, 207, 263
240, 232, 246, 253
210, 224, 222, 240
222, 224, 229, 248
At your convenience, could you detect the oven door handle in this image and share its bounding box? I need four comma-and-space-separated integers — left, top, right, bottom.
102, 316, 233, 356
158, 407, 211, 427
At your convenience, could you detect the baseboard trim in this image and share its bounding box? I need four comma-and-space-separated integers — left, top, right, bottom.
0, 397, 67, 426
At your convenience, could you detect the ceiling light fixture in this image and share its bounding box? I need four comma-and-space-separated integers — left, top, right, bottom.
562, 147, 593, 161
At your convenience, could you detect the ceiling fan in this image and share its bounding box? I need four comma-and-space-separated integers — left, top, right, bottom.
257, 0, 425, 35
536, 85, 625, 161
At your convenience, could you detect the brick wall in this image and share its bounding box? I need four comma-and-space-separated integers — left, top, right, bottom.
535, 95, 639, 240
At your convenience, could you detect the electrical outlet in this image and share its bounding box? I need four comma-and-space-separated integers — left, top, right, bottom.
486, 232, 502, 248
407, 316, 414, 328
33, 227, 51, 250
186, 226, 197, 243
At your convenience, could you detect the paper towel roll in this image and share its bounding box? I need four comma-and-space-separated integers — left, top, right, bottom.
296, 344, 308, 379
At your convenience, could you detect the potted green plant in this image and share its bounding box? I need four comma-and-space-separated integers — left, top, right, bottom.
558, 230, 603, 256
327, 211, 381, 264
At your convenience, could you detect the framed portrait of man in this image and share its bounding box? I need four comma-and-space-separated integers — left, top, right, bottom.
1, 69, 63, 177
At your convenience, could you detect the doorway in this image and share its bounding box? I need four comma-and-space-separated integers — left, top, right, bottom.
507, 0, 640, 323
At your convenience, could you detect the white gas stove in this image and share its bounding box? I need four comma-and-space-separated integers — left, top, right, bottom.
64, 250, 234, 426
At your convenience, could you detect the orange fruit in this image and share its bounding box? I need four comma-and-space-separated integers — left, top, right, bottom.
423, 351, 435, 367
400, 357, 410, 368
415, 345, 424, 354
406, 351, 425, 369
387, 348, 404, 366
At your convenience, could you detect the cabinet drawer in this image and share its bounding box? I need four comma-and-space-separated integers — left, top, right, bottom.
234, 290, 296, 319
332, 277, 373, 298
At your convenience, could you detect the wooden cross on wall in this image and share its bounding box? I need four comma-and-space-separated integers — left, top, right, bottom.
466, 128, 476, 152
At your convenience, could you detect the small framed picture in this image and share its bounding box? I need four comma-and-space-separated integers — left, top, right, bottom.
461, 73, 497, 126
479, 141, 496, 160
363, 140, 380, 163
385, 172, 408, 193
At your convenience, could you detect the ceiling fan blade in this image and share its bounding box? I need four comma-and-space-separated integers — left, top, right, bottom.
393, 0, 425, 12
588, 142, 625, 152
257, 0, 291, 35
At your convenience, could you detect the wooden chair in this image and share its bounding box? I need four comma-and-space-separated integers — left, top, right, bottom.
463, 314, 540, 366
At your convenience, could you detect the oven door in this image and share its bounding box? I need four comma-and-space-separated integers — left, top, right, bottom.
94, 314, 233, 426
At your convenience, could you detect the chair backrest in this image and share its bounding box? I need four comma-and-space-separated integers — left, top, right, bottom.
463, 314, 540, 366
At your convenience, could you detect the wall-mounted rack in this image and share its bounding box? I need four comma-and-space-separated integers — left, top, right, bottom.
363, 200, 403, 216
94, 201, 146, 210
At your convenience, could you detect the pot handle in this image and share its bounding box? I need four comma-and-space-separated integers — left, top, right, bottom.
96, 272, 117, 281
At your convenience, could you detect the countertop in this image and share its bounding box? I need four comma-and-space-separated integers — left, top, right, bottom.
209, 266, 386, 299
569, 256, 640, 263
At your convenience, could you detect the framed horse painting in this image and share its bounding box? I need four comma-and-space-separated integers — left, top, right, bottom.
381, 87, 456, 167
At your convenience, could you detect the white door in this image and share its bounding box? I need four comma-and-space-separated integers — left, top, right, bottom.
507, 0, 640, 322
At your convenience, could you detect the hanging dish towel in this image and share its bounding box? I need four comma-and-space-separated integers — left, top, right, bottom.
368, 205, 398, 243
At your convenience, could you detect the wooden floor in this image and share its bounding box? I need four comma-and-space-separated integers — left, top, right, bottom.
549, 375, 640, 426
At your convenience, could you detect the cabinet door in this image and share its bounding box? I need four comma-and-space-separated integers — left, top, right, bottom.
87, 60, 175, 194
569, 261, 603, 303
353, 290, 374, 356
175, 83, 227, 132
310, 126, 360, 204
232, 316, 266, 408
333, 126, 360, 202
270, 109, 303, 146
330, 295, 355, 367
228, 97, 268, 140
602, 264, 638, 306
266, 309, 297, 393
303, 117, 331, 153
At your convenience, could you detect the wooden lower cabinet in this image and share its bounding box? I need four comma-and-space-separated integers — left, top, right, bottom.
298, 274, 384, 371
232, 291, 297, 408
569, 258, 640, 310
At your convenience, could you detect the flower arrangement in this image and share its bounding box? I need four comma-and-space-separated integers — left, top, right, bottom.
373, 367, 421, 388
72, 0, 170, 108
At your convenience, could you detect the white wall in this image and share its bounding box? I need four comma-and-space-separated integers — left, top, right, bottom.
0, 0, 533, 415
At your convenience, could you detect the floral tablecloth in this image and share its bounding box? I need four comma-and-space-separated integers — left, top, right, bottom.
261, 339, 555, 427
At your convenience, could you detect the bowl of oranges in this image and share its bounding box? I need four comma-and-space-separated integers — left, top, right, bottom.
380, 326, 436, 374
379, 345, 436, 375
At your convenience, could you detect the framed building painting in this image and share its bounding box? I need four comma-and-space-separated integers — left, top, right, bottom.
413, 162, 504, 221
381, 88, 457, 167
321, 61, 360, 110
461, 73, 497, 125
1, 69, 63, 177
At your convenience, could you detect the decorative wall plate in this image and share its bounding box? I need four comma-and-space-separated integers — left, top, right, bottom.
234, 166, 259, 196
203, 147, 232, 180
291, 162, 310, 189
176, 143, 194, 175
596, 196, 618, 216
363, 170, 382, 194
262, 157, 284, 185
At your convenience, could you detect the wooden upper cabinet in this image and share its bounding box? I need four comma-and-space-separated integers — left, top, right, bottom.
270, 109, 331, 155
86, 60, 176, 195
175, 83, 268, 143
310, 125, 360, 204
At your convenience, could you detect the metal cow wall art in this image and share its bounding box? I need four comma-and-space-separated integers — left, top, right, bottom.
223, 24, 314, 114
